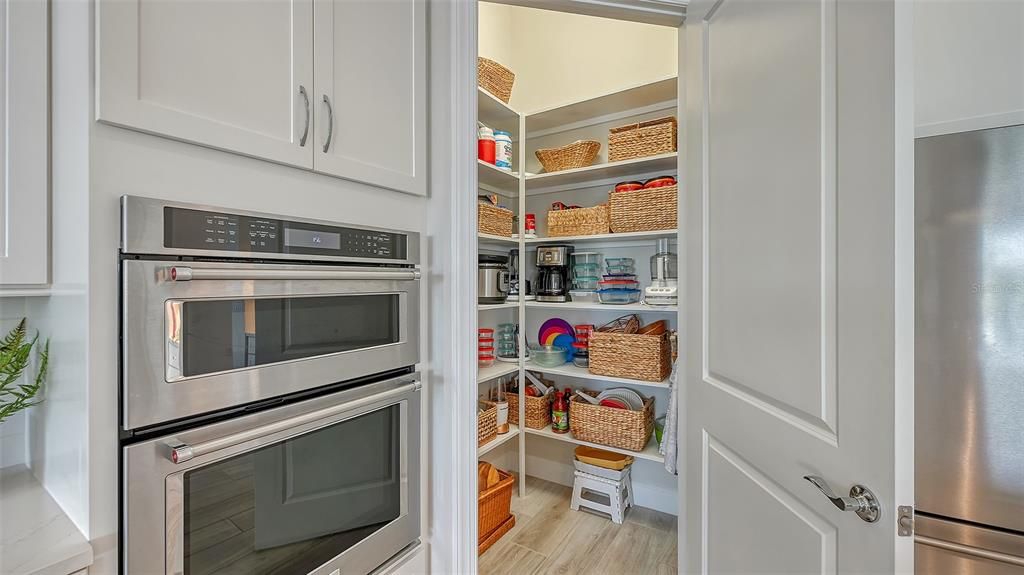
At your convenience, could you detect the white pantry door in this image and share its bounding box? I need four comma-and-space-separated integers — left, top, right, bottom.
313, 0, 427, 196
683, 0, 912, 573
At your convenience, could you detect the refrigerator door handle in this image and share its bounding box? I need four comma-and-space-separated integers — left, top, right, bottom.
917, 536, 1024, 567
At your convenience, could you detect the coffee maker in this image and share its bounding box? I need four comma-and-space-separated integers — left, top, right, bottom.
536, 245, 572, 303
507, 249, 520, 301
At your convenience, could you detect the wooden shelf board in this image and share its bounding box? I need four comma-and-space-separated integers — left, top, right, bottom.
524, 229, 677, 246
526, 363, 671, 389
525, 77, 677, 135
525, 301, 677, 313
478, 362, 519, 384
525, 425, 664, 463
479, 424, 520, 456
478, 160, 519, 195
525, 153, 677, 194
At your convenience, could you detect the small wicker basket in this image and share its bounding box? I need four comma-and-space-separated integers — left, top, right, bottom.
548, 205, 610, 237
569, 391, 655, 452
608, 116, 678, 162
507, 391, 553, 429
535, 140, 601, 173
589, 329, 672, 382
478, 202, 514, 237
478, 469, 515, 554
478, 57, 515, 104
478, 401, 498, 447
609, 184, 678, 233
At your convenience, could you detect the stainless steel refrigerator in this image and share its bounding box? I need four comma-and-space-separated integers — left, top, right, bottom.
916, 124, 1024, 573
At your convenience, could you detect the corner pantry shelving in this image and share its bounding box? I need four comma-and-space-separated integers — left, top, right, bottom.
475, 78, 679, 510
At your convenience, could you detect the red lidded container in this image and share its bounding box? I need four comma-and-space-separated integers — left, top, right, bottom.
614, 181, 645, 193
643, 175, 677, 189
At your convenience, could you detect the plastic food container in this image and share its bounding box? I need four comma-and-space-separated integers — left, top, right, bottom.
573, 277, 600, 290
479, 352, 496, 367
571, 342, 590, 368
528, 344, 569, 367
598, 279, 640, 290
497, 331, 516, 342
478, 337, 495, 348
569, 289, 598, 303
573, 263, 601, 276
597, 289, 642, 304
478, 328, 495, 338
571, 252, 602, 266
605, 264, 636, 275
604, 257, 634, 267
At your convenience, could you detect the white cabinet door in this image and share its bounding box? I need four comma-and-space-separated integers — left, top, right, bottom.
0, 0, 48, 286
313, 0, 427, 196
683, 0, 912, 572
97, 0, 314, 168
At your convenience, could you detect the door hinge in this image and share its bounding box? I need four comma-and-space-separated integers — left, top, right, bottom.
897, 505, 914, 536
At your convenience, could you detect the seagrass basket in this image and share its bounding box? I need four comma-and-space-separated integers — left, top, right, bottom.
506, 391, 553, 429
535, 140, 600, 173
588, 329, 672, 382
478, 400, 498, 447
478, 202, 514, 237
569, 391, 654, 452
608, 116, 678, 162
548, 205, 610, 237
478, 57, 515, 104
608, 184, 678, 233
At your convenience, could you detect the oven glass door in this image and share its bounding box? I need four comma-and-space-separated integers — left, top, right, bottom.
171, 294, 401, 379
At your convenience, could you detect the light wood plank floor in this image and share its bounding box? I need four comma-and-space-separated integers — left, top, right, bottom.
480, 476, 678, 575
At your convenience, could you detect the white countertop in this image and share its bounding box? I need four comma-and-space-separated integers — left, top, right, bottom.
0, 465, 93, 575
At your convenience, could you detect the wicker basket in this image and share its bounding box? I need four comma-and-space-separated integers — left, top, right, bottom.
609, 184, 678, 233
507, 391, 553, 429
478, 469, 515, 554
589, 330, 672, 382
478, 57, 515, 104
608, 116, 678, 162
548, 205, 610, 237
535, 140, 601, 173
478, 401, 498, 447
479, 202, 514, 237
570, 392, 654, 452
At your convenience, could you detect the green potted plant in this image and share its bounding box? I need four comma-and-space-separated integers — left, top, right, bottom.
0, 319, 48, 424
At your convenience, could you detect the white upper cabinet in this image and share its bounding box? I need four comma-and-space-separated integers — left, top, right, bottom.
0, 0, 48, 286
97, 0, 315, 168
313, 0, 427, 196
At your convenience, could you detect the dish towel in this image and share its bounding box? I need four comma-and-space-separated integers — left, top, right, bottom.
660, 362, 679, 475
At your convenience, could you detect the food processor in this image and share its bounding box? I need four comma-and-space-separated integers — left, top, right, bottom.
644, 238, 678, 306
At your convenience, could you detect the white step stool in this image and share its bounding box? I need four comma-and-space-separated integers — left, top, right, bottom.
570, 468, 634, 524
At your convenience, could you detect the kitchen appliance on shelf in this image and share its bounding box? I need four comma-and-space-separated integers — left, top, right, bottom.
506, 249, 520, 302
119, 196, 422, 575
536, 245, 573, 303
479, 253, 510, 304
644, 238, 678, 306
916, 125, 1024, 573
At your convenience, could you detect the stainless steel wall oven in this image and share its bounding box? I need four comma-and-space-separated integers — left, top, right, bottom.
119, 196, 422, 575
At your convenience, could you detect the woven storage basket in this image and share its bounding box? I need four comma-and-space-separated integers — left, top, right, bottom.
478, 202, 514, 237
609, 184, 678, 233
535, 140, 601, 173
589, 330, 672, 382
478, 57, 515, 104
507, 391, 553, 429
478, 401, 498, 447
548, 205, 610, 237
478, 469, 515, 554
570, 391, 654, 452
608, 116, 678, 162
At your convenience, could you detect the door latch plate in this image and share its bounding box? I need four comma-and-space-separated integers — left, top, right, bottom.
897, 505, 914, 536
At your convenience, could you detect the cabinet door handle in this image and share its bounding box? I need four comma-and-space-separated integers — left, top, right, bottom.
322, 94, 334, 153
804, 475, 881, 523
298, 85, 310, 147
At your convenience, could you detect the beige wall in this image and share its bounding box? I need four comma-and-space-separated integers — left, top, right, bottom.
478, 3, 677, 113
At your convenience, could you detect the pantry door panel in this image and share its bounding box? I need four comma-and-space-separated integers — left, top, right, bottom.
313, 0, 427, 196
97, 0, 314, 168
684, 0, 906, 572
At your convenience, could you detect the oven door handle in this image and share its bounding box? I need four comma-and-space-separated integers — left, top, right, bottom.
167, 378, 421, 464
167, 266, 421, 282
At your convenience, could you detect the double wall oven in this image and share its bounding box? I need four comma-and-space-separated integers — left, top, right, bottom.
119, 197, 421, 575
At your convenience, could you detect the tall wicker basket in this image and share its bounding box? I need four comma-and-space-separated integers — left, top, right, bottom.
506, 391, 553, 429
608, 184, 678, 233
569, 392, 654, 452
547, 205, 610, 237
478, 401, 498, 447
608, 116, 678, 162
589, 330, 672, 382
478, 469, 515, 555
478, 57, 515, 104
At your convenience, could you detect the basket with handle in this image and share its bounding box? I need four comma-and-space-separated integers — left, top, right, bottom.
608, 116, 678, 162
569, 390, 655, 452
506, 391, 553, 429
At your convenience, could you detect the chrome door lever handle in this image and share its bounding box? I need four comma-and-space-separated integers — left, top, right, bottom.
804, 475, 881, 523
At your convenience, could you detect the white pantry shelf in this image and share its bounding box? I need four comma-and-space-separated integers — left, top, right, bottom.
526, 363, 671, 390
525, 425, 664, 463
479, 424, 520, 456
525, 301, 677, 314
477, 232, 518, 246
525, 76, 677, 136
525, 152, 677, 195
478, 160, 519, 195
477, 362, 519, 384
478, 302, 519, 311
478, 87, 519, 136
524, 229, 677, 246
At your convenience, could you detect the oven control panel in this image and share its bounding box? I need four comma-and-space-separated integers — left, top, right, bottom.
163, 206, 408, 260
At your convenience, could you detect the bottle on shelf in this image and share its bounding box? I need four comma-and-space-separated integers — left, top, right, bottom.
552, 390, 569, 434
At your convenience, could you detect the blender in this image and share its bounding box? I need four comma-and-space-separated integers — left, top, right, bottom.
644, 238, 678, 306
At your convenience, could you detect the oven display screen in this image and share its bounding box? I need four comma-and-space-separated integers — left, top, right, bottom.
285, 228, 341, 250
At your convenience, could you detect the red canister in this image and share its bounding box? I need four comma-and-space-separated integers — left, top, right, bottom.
525, 213, 536, 235
614, 181, 645, 193
478, 125, 496, 164
643, 175, 677, 189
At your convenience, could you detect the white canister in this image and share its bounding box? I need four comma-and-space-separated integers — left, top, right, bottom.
495, 399, 509, 434
494, 130, 513, 171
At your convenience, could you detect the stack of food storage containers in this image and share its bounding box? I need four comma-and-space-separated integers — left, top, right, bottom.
597, 257, 640, 304
569, 252, 602, 303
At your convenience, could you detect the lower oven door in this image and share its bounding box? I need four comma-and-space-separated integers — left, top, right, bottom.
123, 373, 421, 575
